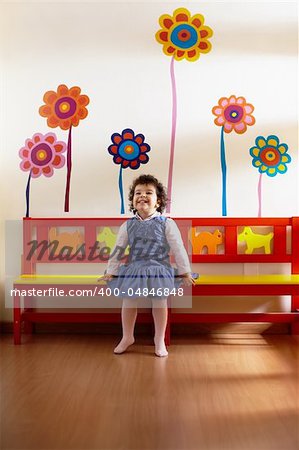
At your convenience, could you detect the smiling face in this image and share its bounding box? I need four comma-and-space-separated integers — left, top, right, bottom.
133, 183, 159, 219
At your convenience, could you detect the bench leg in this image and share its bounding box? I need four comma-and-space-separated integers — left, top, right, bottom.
291, 295, 299, 335
13, 293, 21, 345
24, 296, 34, 334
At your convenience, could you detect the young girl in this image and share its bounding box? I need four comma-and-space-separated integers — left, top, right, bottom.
103, 174, 194, 357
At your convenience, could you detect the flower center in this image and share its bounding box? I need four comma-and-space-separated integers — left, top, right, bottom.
170, 24, 198, 49
31, 143, 53, 166
124, 145, 134, 154
118, 140, 140, 161
36, 150, 47, 161
260, 147, 281, 166
55, 97, 77, 119
224, 105, 244, 123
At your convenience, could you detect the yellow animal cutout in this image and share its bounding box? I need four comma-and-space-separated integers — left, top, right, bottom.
191, 228, 223, 254
97, 227, 130, 255
48, 228, 84, 255
238, 227, 273, 254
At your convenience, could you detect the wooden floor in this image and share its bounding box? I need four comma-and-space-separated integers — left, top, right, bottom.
1, 333, 298, 450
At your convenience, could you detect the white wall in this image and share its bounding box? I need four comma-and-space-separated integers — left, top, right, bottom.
1, 1, 298, 321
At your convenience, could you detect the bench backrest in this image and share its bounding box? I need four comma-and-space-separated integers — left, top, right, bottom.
22, 217, 299, 275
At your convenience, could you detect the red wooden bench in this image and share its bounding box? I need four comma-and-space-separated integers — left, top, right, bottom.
13, 217, 299, 344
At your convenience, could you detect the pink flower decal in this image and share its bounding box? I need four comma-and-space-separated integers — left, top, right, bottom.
212, 96, 255, 134
19, 133, 66, 178
19, 132, 67, 217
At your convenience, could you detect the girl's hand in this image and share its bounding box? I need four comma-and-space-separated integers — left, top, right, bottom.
97, 274, 116, 282
179, 273, 196, 286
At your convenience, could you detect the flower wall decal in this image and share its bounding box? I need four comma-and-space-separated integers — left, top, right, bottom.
212, 95, 256, 216
156, 7, 213, 213
19, 133, 67, 217
39, 84, 90, 212
212, 96, 255, 134
249, 135, 292, 216
108, 128, 151, 214
156, 8, 213, 62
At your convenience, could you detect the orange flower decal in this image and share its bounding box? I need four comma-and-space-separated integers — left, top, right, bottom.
212, 96, 255, 134
156, 7, 213, 62
39, 84, 89, 130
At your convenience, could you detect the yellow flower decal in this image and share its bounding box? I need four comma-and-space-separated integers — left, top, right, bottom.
250, 135, 292, 177
155, 7, 213, 62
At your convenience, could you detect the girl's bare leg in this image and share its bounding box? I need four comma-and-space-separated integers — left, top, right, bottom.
152, 298, 168, 357
114, 298, 138, 354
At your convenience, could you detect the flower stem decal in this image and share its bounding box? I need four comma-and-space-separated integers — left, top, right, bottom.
64, 125, 73, 213
156, 8, 213, 213
108, 128, 151, 214
249, 135, 292, 216
39, 84, 89, 212
220, 126, 227, 216
19, 133, 67, 217
212, 95, 256, 216
167, 56, 177, 214
25, 170, 32, 218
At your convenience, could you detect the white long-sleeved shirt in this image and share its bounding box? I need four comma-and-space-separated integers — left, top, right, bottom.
106, 212, 191, 276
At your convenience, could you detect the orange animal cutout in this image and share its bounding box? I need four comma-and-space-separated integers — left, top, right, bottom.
49, 228, 84, 255
191, 228, 223, 254
238, 227, 273, 254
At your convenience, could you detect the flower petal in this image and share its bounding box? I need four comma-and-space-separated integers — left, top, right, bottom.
215, 117, 225, 126
267, 136, 279, 147
42, 166, 54, 177
31, 167, 41, 178
267, 168, 277, 177
139, 154, 149, 163
112, 133, 122, 145
78, 95, 90, 106
135, 134, 145, 145
212, 107, 223, 116
108, 145, 119, 155
54, 143, 66, 153
281, 154, 291, 163
219, 98, 229, 108
45, 135, 55, 144
244, 104, 254, 114
122, 160, 130, 168
250, 147, 260, 158
244, 115, 255, 125
236, 97, 246, 105
234, 122, 246, 133
223, 122, 233, 132
69, 86, 81, 98
166, 45, 176, 54
229, 95, 237, 104
130, 160, 140, 169
122, 129, 134, 140
278, 144, 288, 154
43, 91, 57, 104
140, 144, 150, 153
174, 8, 190, 22
191, 14, 204, 28
256, 137, 267, 148
277, 164, 287, 173
48, 116, 60, 128
20, 160, 32, 171
158, 31, 168, 42
57, 84, 69, 96
39, 105, 52, 117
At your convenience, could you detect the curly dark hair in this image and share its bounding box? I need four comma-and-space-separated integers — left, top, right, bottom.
128, 174, 168, 213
